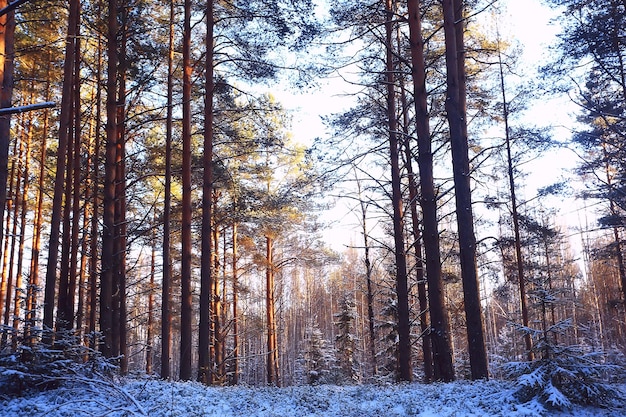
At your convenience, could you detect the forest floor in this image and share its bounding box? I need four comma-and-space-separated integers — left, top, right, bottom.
2, 376, 625, 416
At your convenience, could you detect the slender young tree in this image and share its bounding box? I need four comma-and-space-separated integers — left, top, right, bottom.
231, 222, 239, 384
496, 36, 533, 361
354, 168, 377, 376
24, 57, 52, 345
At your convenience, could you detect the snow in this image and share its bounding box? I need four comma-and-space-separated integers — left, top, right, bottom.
2, 377, 624, 417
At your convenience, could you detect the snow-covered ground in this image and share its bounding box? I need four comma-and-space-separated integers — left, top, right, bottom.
2, 377, 624, 417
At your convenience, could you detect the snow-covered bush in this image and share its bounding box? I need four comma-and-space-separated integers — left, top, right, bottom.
505, 267, 623, 409
505, 345, 621, 409
0, 330, 118, 397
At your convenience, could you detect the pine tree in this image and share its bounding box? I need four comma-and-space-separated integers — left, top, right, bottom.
334, 292, 360, 383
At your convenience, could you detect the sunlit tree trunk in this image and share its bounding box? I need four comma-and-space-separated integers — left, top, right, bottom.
266, 235, 280, 385
0, 133, 16, 334
2, 114, 23, 348
11, 102, 35, 349
0, 127, 18, 348
0, 0, 14, 265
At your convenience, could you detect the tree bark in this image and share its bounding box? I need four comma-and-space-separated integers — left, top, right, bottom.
161, 0, 175, 381
100, 0, 118, 358
11, 101, 35, 349
384, 0, 412, 382
43, 0, 79, 344
179, 0, 193, 381
442, 0, 488, 380
399, 83, 433, 382
1, 113, 22, 348
0, 0, 14, 267
114, 5, 128, 373
199, 0, 215, 384
406, 0, 455, 382
266, 235, 280, 385
89, 13, 103, 352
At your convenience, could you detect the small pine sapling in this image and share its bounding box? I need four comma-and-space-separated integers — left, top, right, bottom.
506, 271, 622, 410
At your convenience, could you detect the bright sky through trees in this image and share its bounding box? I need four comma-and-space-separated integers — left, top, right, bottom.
277, 0, 578, 251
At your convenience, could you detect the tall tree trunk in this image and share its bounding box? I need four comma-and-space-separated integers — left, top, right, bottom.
399, 84, 433, 382
0, 132, 16, 332
406, 0, 455, 382
0, 129, 17, 348
100, 0, 119, 358
199, 0, 215, 384
89, 21, 103, 353
161, 0, 175, 381
57, 98, 75, 332
179, 0, 193, 381
61, 14, 83, 332
77, 118, 93, 349
266, 235, 279, 386
114, 6, 128, 374
385, 0, 412, 382
2, 114, 23, 348
231, 222, 239, 384
395, 18, 433, 380
0, 0, 14, 266
43, 0, 79, 345
442, 0, 488, 380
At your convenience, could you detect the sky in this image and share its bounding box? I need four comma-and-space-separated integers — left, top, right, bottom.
272, 0, 586, 256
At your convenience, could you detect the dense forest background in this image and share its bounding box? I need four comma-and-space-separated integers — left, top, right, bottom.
0, 0, 624, 397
